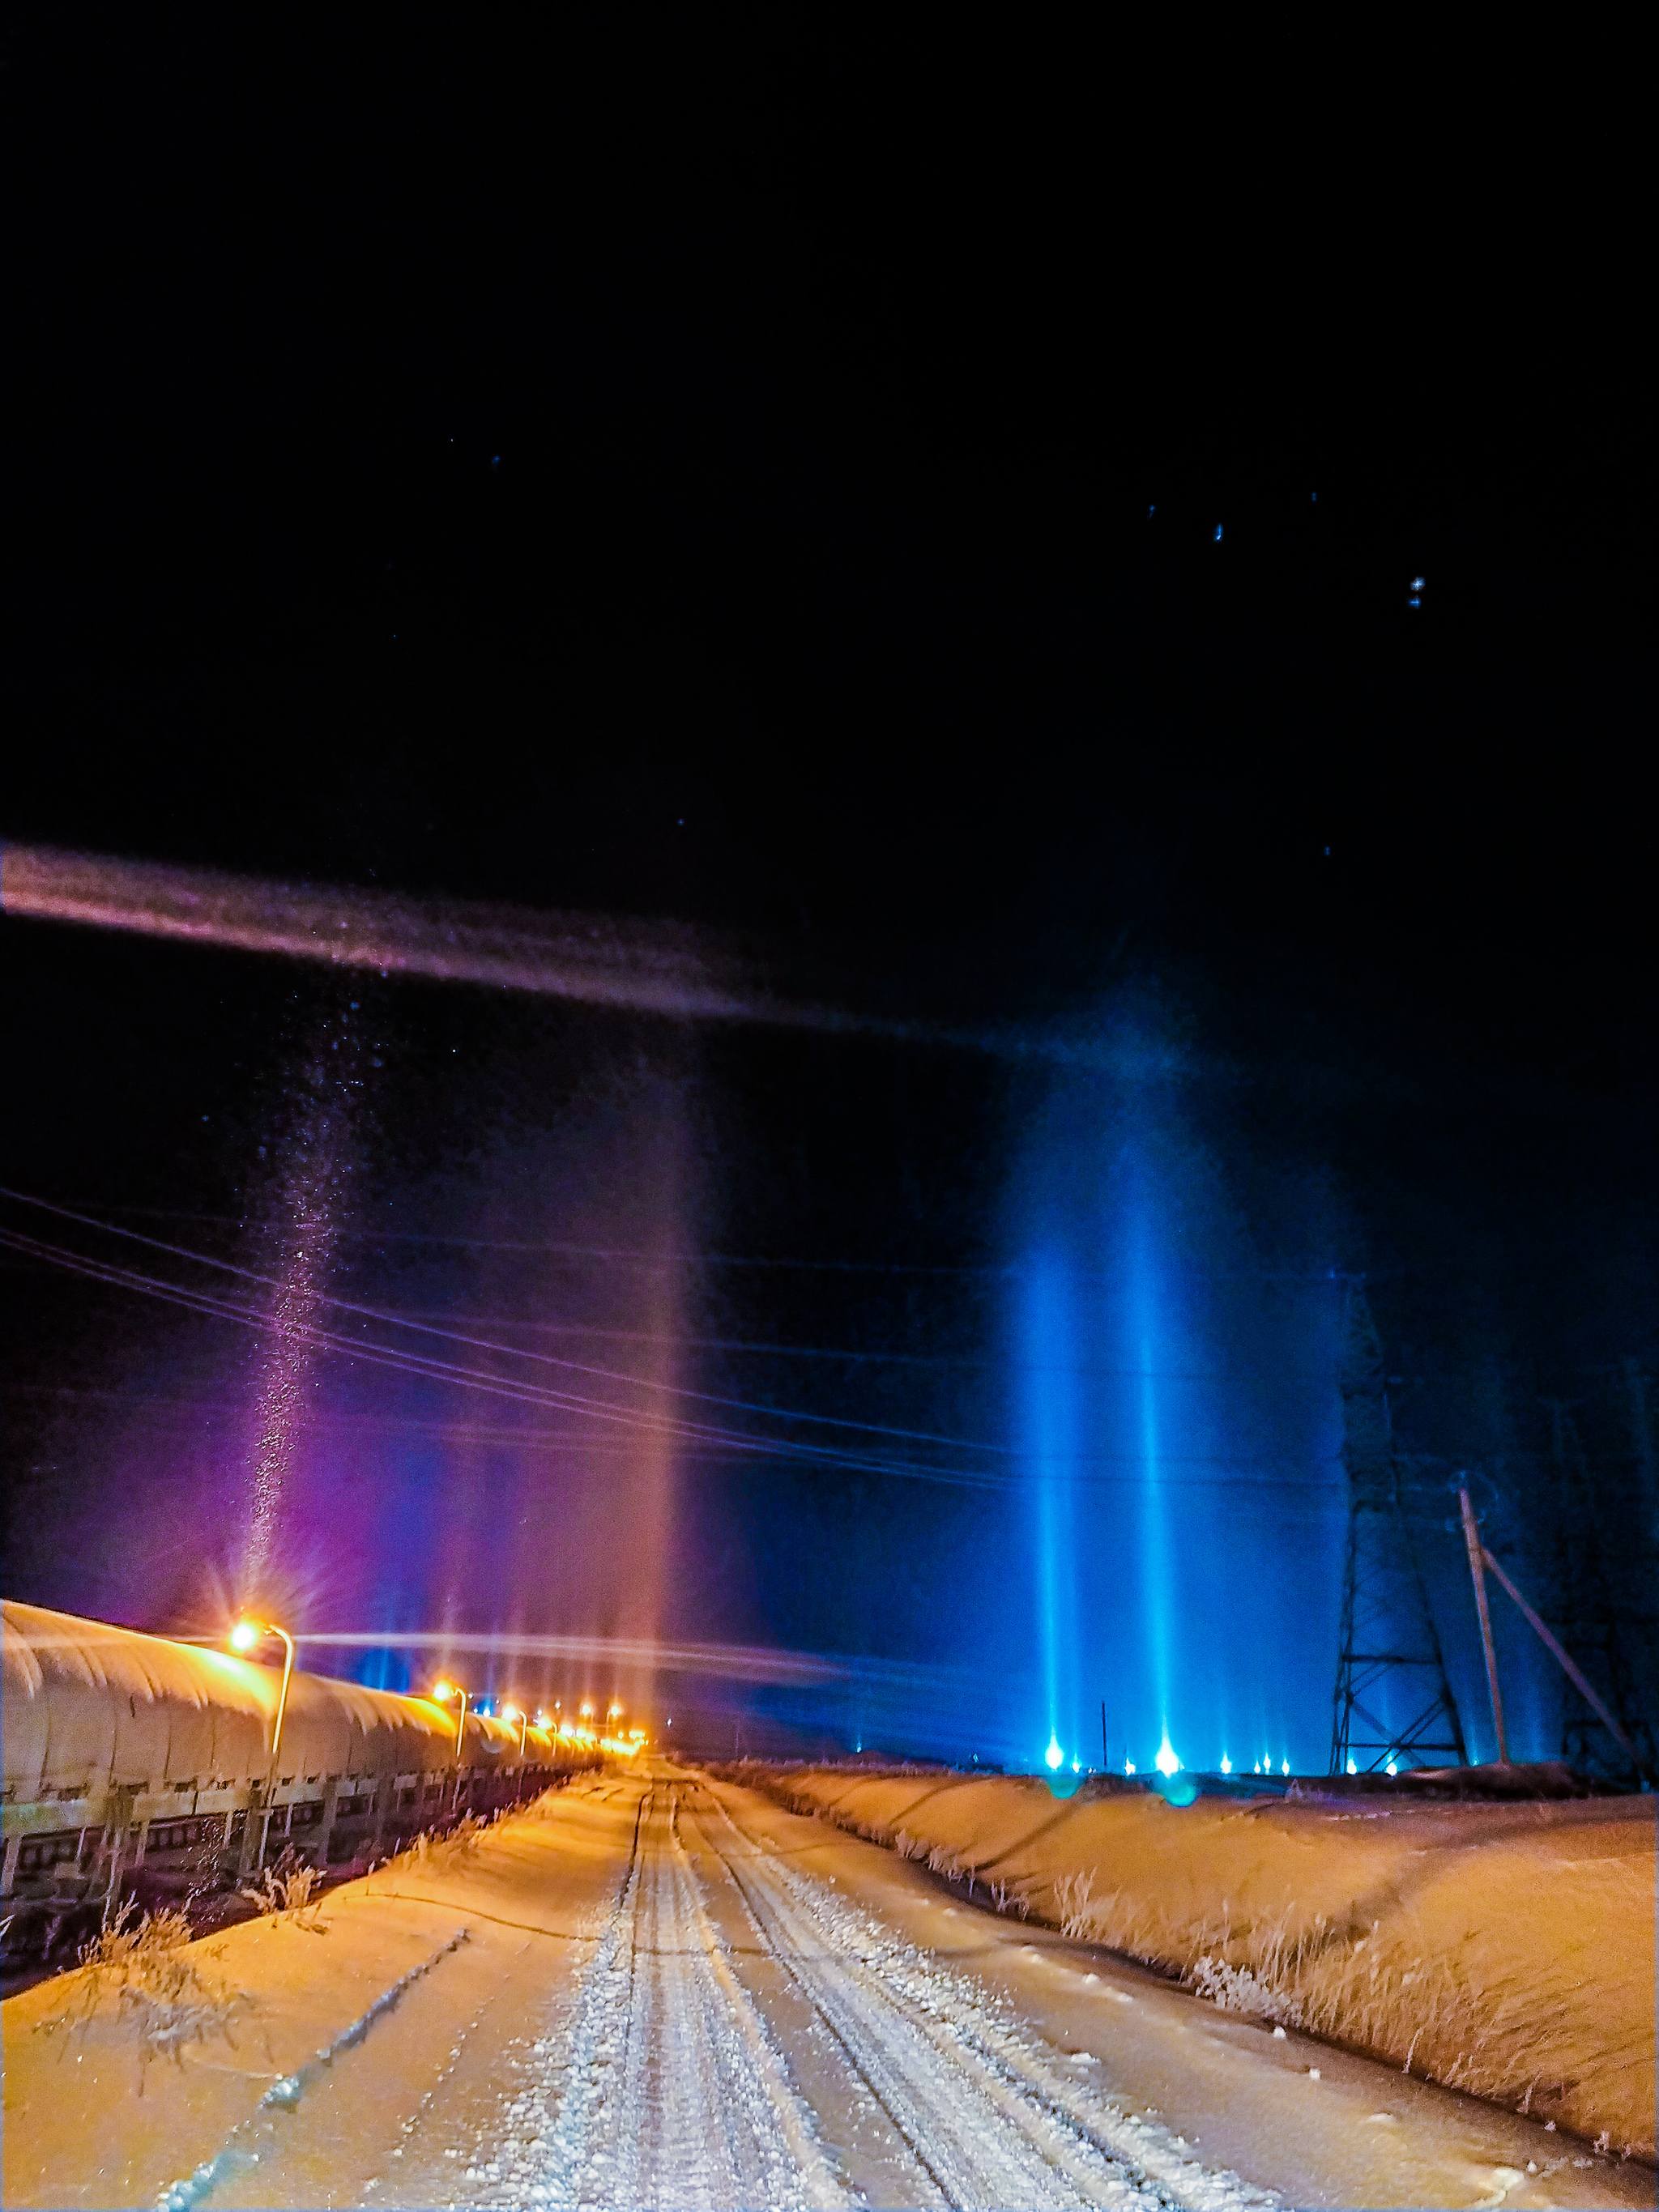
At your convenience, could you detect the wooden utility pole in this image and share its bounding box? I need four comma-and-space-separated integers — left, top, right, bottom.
1458, 1484, 1508, 1763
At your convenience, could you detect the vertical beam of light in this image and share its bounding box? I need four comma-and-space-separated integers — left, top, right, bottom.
243, 1198, 331, 1591
241, 1004, 361, 1596
1024, 1255, 1077, 1770
1128, 1174, 1173, 1767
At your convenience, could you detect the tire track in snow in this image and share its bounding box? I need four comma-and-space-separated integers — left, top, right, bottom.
692, 1785, 1277, 2212
476, 1784, 840, 2210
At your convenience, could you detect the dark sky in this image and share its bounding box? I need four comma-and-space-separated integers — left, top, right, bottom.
3, 21, 1653, 1765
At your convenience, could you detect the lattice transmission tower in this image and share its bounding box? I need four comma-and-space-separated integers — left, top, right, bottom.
1328, 1281, 1467, 1775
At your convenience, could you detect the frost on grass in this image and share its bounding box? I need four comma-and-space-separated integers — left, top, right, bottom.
31, 1898, 252, 2084
388, 1809, 497, 1877
1055, 1869, 1098, 1940
241, 1852, 329, 1930
1083, 1894, 1574, 2124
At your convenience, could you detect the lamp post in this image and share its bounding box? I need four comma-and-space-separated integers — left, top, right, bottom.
229, 1617, 295, 1874
502, 1703, 530, 1800
230, 1617, 296, 1763
431, 1681, 470, 1810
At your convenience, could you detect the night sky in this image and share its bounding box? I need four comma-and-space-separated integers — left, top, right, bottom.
4, 23, 1653, 1772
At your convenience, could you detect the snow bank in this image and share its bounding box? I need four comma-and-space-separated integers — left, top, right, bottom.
722, 1764, 1657, 2164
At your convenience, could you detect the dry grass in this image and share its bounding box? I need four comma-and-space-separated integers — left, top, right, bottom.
240, 1855, 328, 1930
1065, 1886, 1558, 2116
31, 1899, 252, 2083
727, 1762, 1656, 2159
399, 1809, 493, 1872
1053, 1869, 1096, 1940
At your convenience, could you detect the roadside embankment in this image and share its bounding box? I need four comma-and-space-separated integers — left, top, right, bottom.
717, 1763, 1657, 2163
0, 1779, 634, 2211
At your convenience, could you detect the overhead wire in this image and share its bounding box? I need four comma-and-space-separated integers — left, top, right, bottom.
0, 1224, 913, 1468
0, 1188, 1014, 1453
0, 1231, 1342, 1498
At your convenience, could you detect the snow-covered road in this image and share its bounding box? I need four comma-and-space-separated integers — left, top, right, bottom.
20, 1762, 1637, 2209
341, 1768, 1644, 2212
461, 1776, 1265, 2211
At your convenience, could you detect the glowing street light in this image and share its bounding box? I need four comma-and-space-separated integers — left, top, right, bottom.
1155, 1738, 1179, 1778
501, 1702, 532, 1801
1044, 1734, 1064, 1771
1281, 1758, 1290, 1776
1219, 1754, 1232, 1775
229, 1617, 296, 1765
430, 1679, 470, 1758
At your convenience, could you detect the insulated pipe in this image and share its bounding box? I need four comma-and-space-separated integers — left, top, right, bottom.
1459, 1484, 1508, 1764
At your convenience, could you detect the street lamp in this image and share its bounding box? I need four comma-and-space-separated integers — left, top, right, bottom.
230, 1617, 296, 1765
430, 1680, 470, 1756
431, 1680, 471, 1808
502, 1703, 531, 1801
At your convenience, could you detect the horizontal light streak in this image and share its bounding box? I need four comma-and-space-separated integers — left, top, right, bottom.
0, 842, 1201, 1076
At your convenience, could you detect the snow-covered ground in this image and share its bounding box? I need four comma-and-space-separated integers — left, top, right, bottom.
4, 1765, 1651, 2210
450, 1781, 1269, 2211
725, 1763, 1657, 2163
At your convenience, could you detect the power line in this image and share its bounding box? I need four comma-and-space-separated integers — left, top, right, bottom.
1, 1247, 1341, 1499
0, 1191, 1013, 1453
23, 1194, 1348, 1286
1, 1264, 1337, 1382
32, 1197, 1017, 1275
8, 1377, 1340, 1481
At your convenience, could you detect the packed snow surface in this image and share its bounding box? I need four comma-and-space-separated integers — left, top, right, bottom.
454, 1782, 1270, 2211
6, 1764, 1651, 2210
